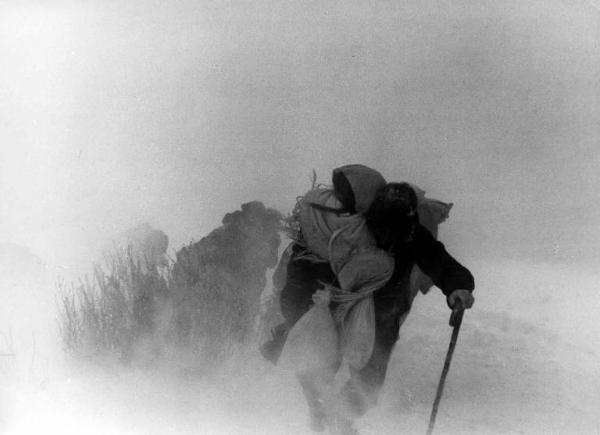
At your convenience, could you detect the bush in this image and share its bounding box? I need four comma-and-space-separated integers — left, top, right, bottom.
57, 249, 168, 362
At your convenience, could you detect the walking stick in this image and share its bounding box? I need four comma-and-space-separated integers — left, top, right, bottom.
426, 306, 465, 435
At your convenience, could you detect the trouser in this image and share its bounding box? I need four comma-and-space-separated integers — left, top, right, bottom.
279, 249, 413, 417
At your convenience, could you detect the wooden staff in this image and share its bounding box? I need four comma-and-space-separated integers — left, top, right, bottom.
426, 307, 465, 435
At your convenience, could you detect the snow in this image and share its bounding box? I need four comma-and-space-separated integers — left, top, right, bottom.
2, 257, 600, 435
370, 258, 600, 434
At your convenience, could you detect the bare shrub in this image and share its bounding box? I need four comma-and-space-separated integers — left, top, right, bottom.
57, 249, 168, 361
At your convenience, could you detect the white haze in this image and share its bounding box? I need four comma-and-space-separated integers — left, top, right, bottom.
1, 0, 599, 434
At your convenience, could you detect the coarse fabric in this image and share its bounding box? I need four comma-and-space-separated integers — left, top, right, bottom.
296, 164, 387, 264
340, 294, 376, 370
332, 164, 387, 213
297, 188, 366, 263
294, 165, 393, 369
279, 290, 339, 373
297, 188, 394, 369
327, 248, 393, 369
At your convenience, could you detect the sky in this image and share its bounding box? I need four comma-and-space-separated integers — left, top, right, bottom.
1, 0, 599, 278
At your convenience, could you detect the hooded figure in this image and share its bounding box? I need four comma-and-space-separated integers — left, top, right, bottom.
296, 164, 387, 265
331, 164, 387, 213
262, 165, 475, 434
287, 165, 396, 371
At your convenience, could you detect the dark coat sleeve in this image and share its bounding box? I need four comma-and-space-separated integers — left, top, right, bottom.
407, 224, 475, 296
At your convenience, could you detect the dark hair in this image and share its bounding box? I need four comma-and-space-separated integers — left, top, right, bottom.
365, 182, 419, 248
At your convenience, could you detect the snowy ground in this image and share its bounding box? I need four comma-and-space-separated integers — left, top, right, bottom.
1, 258, 600, 435
366, 258, 600, 435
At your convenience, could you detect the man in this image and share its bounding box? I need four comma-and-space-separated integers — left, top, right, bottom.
264, 175, 475, 433
337, 182, 474, 418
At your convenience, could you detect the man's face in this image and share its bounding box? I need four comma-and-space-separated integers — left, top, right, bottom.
383, 187, 418, 243
383, 183, 417, 215
392, 211, 418, 243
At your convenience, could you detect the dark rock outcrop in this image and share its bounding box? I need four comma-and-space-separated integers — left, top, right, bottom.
171, 201, 282, 344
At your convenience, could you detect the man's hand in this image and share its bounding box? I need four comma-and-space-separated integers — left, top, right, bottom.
447, 289, 474, 311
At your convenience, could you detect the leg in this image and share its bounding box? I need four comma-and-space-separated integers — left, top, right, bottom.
279, 252, 339, 430
297, 362, 341, 431
261, 245, 341, 431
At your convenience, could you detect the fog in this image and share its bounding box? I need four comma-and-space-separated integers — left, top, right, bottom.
1, 0, 599, 434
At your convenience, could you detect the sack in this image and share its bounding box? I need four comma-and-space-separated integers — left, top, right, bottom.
332, 164, 387, 213
341, 295, 376, 370
295, 164, 386, 262
298, 188, 353, 261
279, 290, 340, 373
335, 248, 394, 293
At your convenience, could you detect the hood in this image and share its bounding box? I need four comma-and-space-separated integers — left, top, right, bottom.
332, 164, 387, 213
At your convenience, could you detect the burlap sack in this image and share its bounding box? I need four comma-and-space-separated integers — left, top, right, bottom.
279, 290, 340, 373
